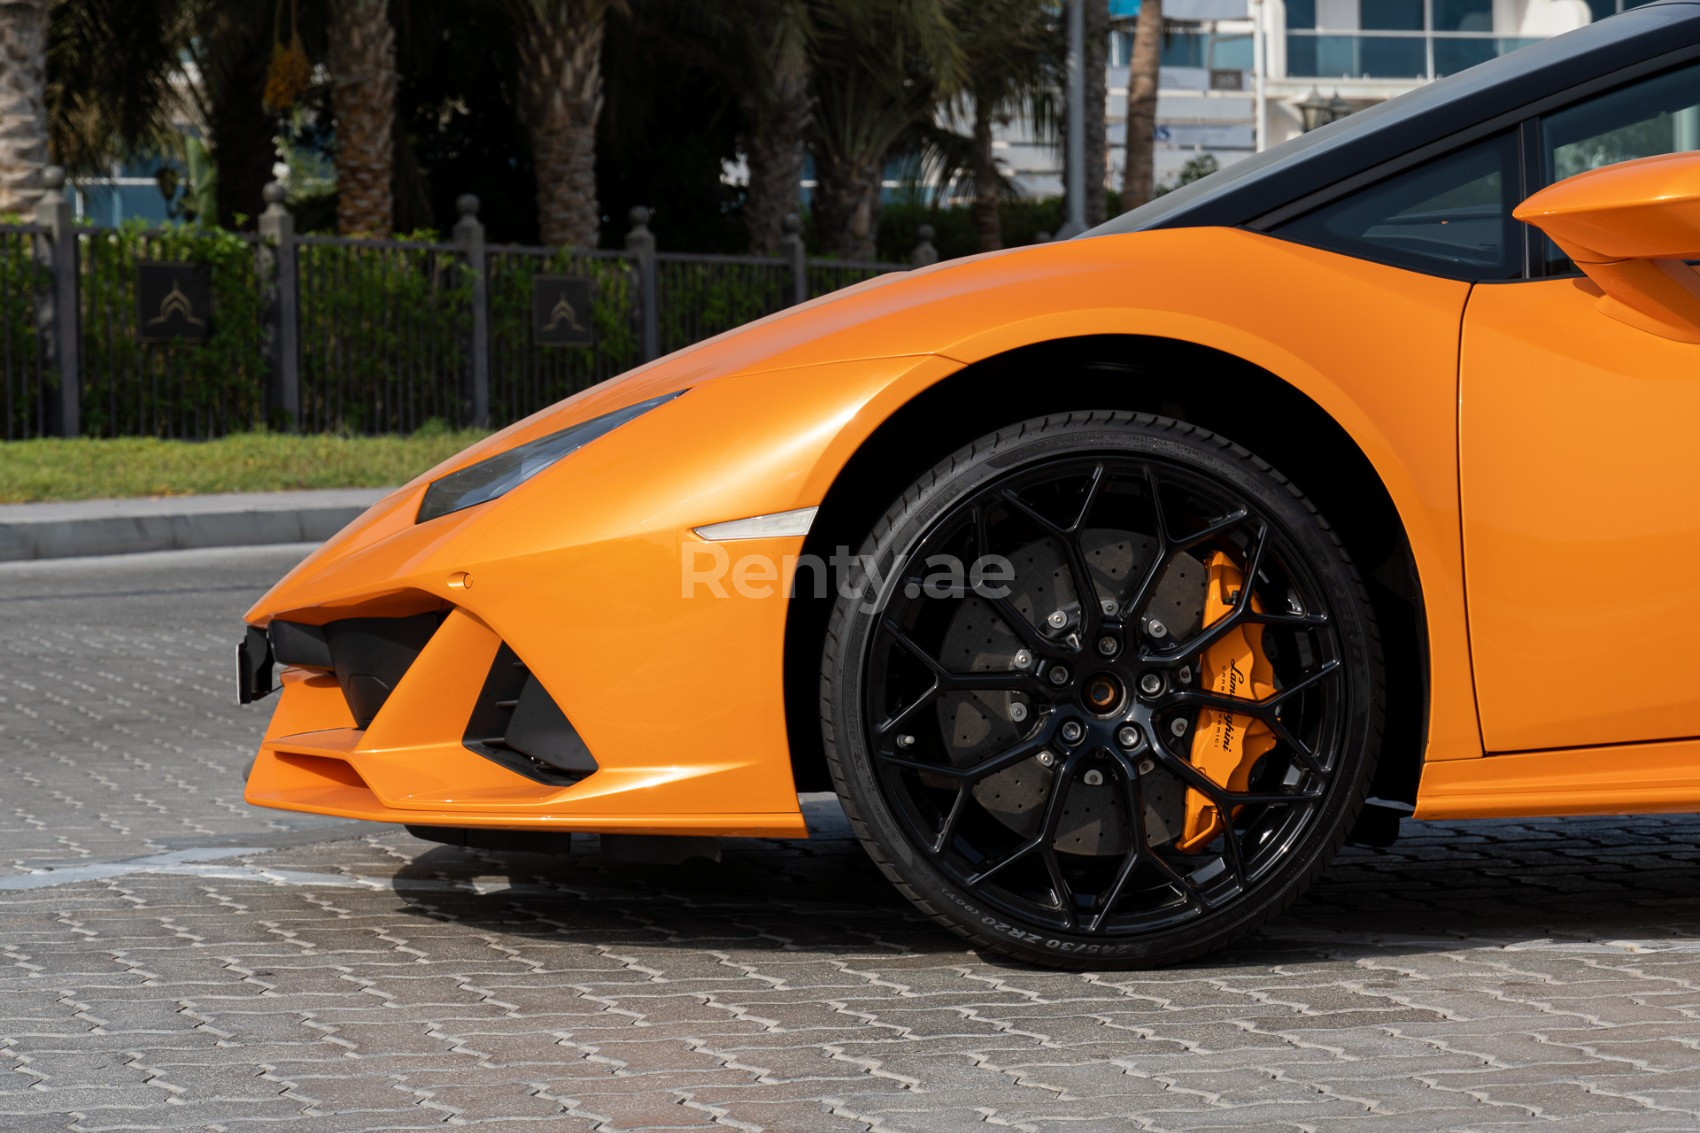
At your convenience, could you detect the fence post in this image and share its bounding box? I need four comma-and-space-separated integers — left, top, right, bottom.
910, 224, 939, 268
455, 194, 490, 429
33, 166, 79, 437
780, 212, 807, 306
258, 181, 301, 431
624, 206, 660, 363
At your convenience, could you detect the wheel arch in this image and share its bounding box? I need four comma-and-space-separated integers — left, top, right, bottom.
783, 334, 1428, 818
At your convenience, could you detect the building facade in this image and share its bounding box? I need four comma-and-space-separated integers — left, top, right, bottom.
1000, 0, 1663, 197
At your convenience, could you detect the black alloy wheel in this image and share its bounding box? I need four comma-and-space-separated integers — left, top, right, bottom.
820, 411, 1384, 967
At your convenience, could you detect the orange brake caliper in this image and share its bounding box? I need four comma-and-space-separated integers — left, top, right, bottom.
1176, 550, 1277, 852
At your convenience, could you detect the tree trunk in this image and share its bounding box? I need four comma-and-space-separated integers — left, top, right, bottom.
329, 0, 396, 238
811, 148, 881, 261
1120, 0, 1162, 211
199, 7, 275, 230
1083, 0, 1109, 225
971, 96, 1000, 252
741, 59, 809, 255
511, 1, 610, 249
0, 0, 49, 216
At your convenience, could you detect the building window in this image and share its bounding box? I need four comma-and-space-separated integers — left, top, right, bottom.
1433, 0, 1493, 32
1360, 0, 1423, 32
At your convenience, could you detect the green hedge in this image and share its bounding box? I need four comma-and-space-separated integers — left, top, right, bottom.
77, 221, 267, 437
0, 228, 48, 440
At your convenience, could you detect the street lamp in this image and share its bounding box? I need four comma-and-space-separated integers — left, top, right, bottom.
1297, 88, 1332, 132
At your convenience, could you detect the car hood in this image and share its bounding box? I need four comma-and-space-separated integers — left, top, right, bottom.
416, 231, 1179, 482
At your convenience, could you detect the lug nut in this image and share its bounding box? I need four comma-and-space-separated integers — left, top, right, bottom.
1037, 750, 1056, 768
1013, 649, 1032, 670
1046, 609, 1069, 629
1096, 635, 1119, 657
1115, 724, 1145, 750
1139, 673, 1163, 697
1147, 619, 1168, 639
1083, 769, 1105, 787
897, 734, 915, 748
1009, 701, 1028, 723
1170, 717, 1189, 737
1060, 720, 1084, 744
1048, 665, 1071, 686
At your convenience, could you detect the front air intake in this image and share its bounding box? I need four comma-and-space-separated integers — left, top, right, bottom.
271, 612, 446, 728
463, 645, 599, 786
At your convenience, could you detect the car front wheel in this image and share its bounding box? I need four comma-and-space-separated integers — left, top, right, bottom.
820, 411, 1384, 967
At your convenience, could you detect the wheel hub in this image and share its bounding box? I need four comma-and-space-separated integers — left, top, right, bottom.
1081, 672, 1125, 715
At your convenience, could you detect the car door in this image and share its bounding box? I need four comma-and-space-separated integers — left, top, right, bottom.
1461, 60, 1700, 754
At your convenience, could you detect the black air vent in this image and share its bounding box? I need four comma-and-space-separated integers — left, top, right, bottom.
270, 612, 446, 728
463, 645, 598, 786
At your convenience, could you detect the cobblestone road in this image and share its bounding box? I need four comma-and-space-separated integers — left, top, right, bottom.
6, 546, 1700, 1131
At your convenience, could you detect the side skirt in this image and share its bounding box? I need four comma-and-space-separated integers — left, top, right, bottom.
1415, 737, 1700, 820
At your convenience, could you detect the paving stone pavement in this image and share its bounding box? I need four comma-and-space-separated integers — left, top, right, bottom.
6, 546, 1700, 1132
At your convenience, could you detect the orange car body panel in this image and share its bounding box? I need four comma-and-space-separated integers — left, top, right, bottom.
244, 221, 1688, 835
1459, 276, 1700, 753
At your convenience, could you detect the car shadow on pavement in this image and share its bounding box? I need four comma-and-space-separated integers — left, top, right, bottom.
382, 810, 1700, 968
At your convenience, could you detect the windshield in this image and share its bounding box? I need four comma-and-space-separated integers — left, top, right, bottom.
1089, 3, 1697, 236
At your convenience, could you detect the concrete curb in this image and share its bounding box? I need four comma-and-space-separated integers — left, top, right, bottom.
0, 489, 387, 563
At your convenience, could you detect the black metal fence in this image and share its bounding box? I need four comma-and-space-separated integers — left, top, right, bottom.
0, 224, 48, 441
1, 168, 935, 440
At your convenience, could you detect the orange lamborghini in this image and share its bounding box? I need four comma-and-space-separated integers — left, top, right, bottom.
238, 5, 1700, 966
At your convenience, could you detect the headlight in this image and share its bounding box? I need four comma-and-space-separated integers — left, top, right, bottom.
417, 391, 683, 523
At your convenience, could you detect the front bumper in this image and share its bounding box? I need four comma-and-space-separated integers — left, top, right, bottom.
242, 596, 806, 837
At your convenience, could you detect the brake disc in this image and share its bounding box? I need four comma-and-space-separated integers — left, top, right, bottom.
935, 530, 1207, 856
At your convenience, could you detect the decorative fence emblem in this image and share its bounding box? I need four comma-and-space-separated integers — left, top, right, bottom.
137, 262, 211, 343
532, 276, 594, 347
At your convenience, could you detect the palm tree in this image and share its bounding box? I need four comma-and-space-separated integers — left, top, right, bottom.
46, 0, 186, 182
737, 0, 812, 255
809, 0, 962, 260
328, 0, 396, 237
1119, 0, 1161, 210
502, 0, 626, 249
640, 0, 814, 254
0, 0, 50, 216
1083, 0, 1109, 227
946, 0, 1056, 252
184, 0, 278, 228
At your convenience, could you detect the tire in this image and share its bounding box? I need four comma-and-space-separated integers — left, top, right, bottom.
820, 411, 1383, 968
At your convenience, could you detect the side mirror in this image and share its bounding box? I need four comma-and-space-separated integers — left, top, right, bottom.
1515, 150, 1700, 344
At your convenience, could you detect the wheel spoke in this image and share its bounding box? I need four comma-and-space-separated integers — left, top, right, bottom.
1145, 849, 1211, 913
938, 670, 1047, 695
1071, 462, 1107, 532
884, 732, 1051, 784
1000, 480, 1107, 639
874, 681, 940, 737
931, 787, 969, 854
1144, 523, 1271, 662
1087, 764, 1152, 931
1170, 506, 1252, 552
971, 504, 1052, 654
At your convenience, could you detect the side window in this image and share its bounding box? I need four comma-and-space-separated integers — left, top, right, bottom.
1541, 62, 1700, 272
1271, 132, 1519, 279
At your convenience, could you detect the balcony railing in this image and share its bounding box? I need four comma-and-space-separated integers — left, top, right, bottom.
1285, 32, 1543, 81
